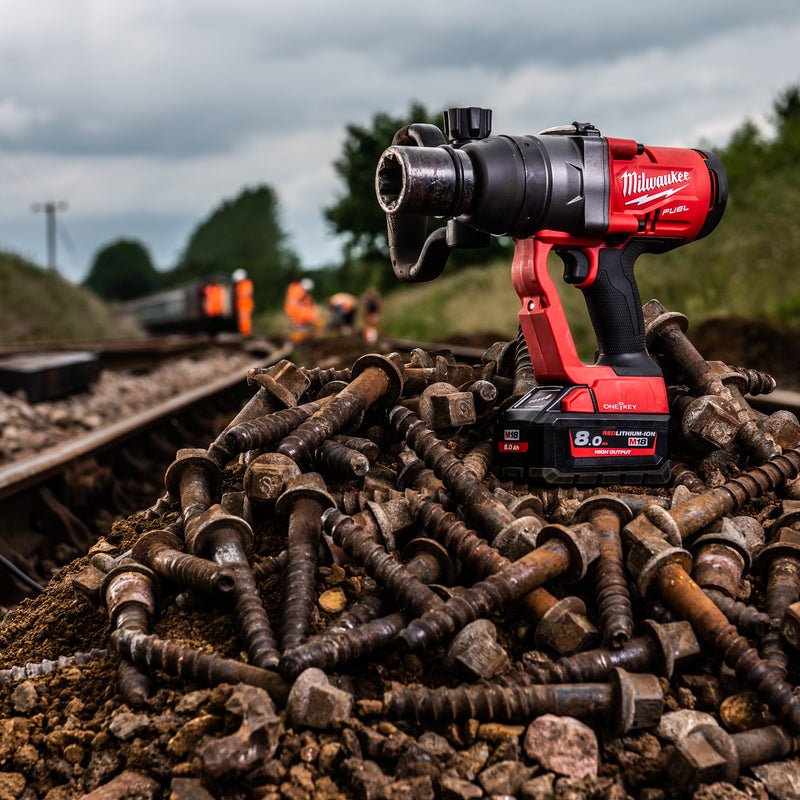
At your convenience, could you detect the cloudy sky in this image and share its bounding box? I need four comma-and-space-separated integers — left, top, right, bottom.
0, 1, 798, 284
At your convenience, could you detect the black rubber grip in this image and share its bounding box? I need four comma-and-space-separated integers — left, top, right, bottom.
576, 241, 661, 377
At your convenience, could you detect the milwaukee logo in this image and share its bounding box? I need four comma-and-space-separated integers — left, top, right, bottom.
620, 169, 691, 207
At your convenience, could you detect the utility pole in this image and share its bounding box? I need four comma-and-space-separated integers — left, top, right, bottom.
31, 201, 68, 272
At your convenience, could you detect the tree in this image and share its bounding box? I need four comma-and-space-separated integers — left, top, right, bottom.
84, 239, 160, 301
325, 103, 512, 294
324, 102, 442, 264
172, 185, 300, 311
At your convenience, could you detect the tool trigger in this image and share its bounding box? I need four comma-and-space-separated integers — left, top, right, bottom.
558, 249, 591, 285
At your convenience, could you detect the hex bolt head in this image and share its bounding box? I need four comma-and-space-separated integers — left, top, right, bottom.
610, 667, 664, 735
247, 359, 310, 407
244, 453, 302, 506
681, 395, 740, 451
533, 596, 599, 655
417, 382, 476, 430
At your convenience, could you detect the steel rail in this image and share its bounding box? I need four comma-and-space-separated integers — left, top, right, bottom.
0, 341, 293, 502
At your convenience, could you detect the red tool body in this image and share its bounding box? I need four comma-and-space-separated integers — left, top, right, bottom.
375, 109, 727, 484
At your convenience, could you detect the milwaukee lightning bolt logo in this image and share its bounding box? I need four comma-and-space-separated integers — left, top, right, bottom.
619, 169, 691, 207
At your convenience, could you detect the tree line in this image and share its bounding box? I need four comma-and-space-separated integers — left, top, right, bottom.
84, 83, 800, 313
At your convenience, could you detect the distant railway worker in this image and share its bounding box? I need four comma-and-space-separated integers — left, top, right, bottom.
326, 292, 358, 335
233, 269, 254, 338
284, 278, 320, 341
361, 286, 383, 343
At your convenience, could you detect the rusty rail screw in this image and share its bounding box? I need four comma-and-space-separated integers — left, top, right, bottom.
185, 503, 280, 670
275, 473, 335, 652
573, 494, 634, 649
164, 448, 222, 522
277, 353, 405, 464
753, 524, 800, 677
525, 619, 700, 684
101, 561, 159, 706
110, 628, 289, 706
384, 666, 662, 735
312, 439, 371, 479
409, 491, 598, 655
131, 529, 235, 596
243, 453, 301, 512
665, 722, 800, 792
643, 299, 780, 462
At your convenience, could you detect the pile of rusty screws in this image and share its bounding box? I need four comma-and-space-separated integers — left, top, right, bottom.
80, 321, 800, 790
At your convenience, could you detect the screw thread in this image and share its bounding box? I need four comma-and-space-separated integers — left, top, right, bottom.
385, 680, 611, 724
322, 509, 441, 616
279, 611, 409, 679
151, 549, 235, 595
594, 527, 634, 649
280, 500, 322, 652
703, 589, 770, 639
231, 566, 281, 669
216, 401, 326, 459
110, 628, 288, 703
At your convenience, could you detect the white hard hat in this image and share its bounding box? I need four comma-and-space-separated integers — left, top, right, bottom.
299, 278, 314, 292
232, 269, 248, 281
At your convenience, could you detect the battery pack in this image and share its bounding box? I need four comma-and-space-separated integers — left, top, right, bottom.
492, 385, 671, 486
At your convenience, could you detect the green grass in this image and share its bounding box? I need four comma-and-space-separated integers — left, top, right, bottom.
0, 253, 142, 344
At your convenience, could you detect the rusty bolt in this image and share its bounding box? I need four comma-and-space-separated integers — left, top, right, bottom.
131, 529, 235, 596
275, 472, 335, 652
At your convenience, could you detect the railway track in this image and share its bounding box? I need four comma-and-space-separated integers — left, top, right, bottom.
2, 330, 800, 798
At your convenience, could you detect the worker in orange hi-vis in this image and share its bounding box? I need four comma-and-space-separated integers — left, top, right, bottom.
233, 269, 254, 338
284, 278, 320, 341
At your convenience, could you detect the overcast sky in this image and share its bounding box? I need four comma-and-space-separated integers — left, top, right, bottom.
0, 1, 798, 284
